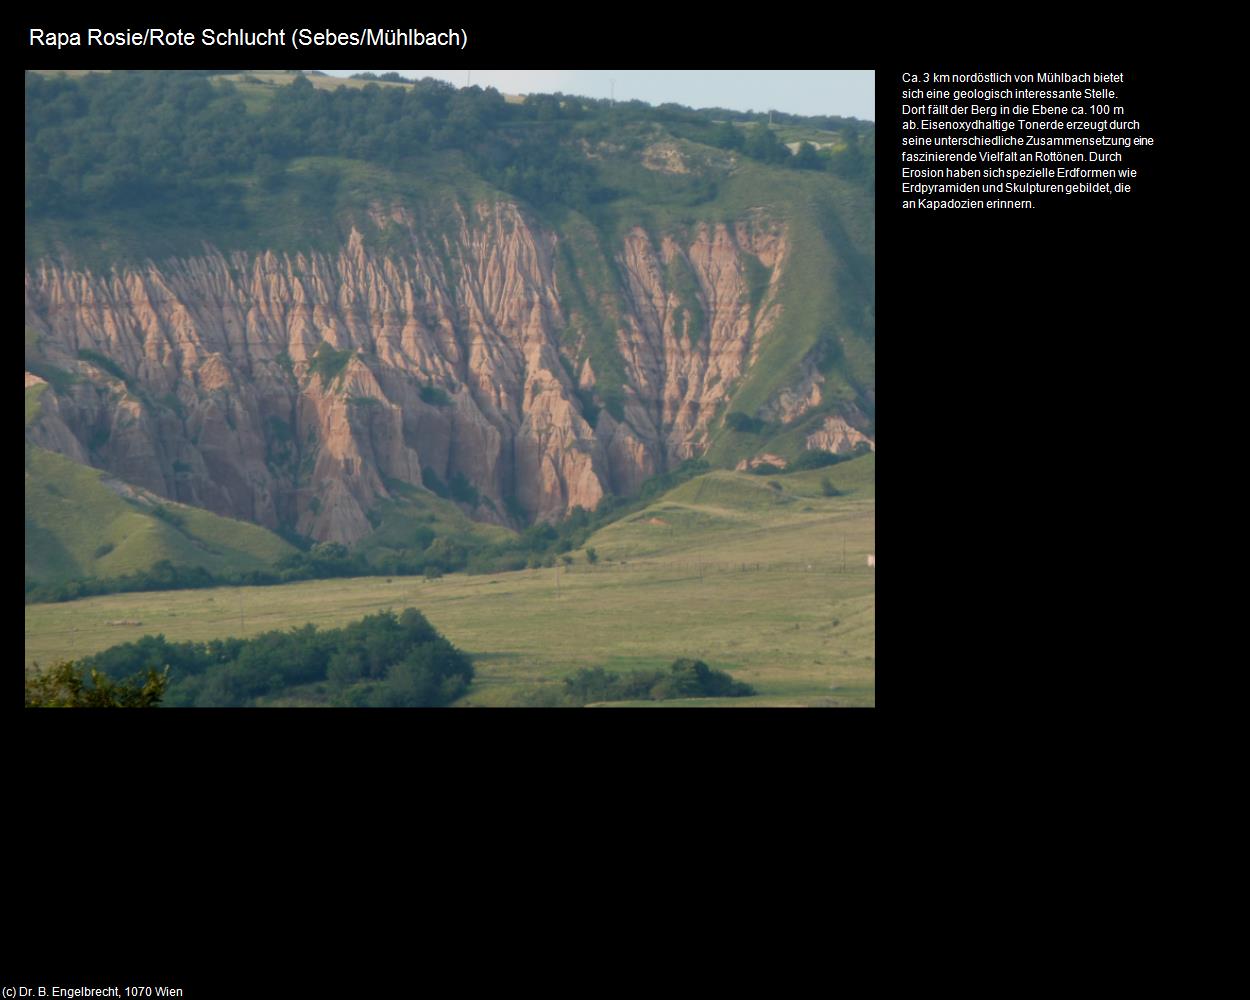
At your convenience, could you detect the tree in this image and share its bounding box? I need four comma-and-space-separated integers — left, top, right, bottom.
725, 411, 765, 433
312, 541, 349, 560
585, 547, 599, 565
255, 153, 286, 192
821, 476, 841, 497
744, 125, 789, 165
831, 133, 866, 180
326, 650, 365, 689
411, 525, 436, 551
25, 661, 169, 707
793, 141, 822, 170
713, 121, 744, 151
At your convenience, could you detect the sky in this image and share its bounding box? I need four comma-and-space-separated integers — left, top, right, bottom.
321, 70, 875, 121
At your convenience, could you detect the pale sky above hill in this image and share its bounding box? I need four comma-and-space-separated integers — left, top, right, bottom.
321, 70, 875, 121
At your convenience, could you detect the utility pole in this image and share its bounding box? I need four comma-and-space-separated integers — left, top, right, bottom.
610, 79, 615, 105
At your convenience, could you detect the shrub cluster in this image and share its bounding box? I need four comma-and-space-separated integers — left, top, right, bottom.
25, 660, 168, 708
562, 659, 754, 705
76, 608, 472, 708
725, 412, 768, 434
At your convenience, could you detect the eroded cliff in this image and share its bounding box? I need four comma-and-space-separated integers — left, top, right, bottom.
25, 201, 798, 544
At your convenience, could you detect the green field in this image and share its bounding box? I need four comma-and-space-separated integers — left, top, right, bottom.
25, 459, 875, 707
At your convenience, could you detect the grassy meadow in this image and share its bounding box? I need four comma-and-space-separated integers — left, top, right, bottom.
25, 459, 875, 707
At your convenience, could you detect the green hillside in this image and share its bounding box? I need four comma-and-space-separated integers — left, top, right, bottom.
584, 454, 874, 563
353, 481, 518, 565
24, 441, 296, 586
27, 459, 875, 707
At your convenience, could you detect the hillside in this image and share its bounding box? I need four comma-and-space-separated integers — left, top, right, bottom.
25, 69, 874, 588
26, 457, 876, 706
25, 429, 296, 589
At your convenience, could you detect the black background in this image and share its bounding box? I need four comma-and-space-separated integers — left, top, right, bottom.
17, 13, 1187, 966
18, 17, 1185, 716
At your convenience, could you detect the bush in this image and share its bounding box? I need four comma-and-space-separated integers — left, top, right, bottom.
76, 349, 129, 384
412, 525, 435, 551
789, 450, 843, 472
25, 360, 79, 393
448, 471, 479, 506
503, 494, 528, 522
419, 384, 451, 406
789, 442, 870, 473
421, 466, 449, 498
326, 651, 366, 690
76, 608, 472, 708
424, 538, 466, 571
308, 341, 354, 386
26, 660, 168, 708
663, 658, 754, 698
725, 412, 767, 434
149, 505, 185, 528
562, 659, 754, 705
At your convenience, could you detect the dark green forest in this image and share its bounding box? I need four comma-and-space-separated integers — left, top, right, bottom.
25, 70, 873, 224
71, 607, 473, 707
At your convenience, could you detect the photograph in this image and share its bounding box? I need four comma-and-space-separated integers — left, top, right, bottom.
24, 68, 876, 708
